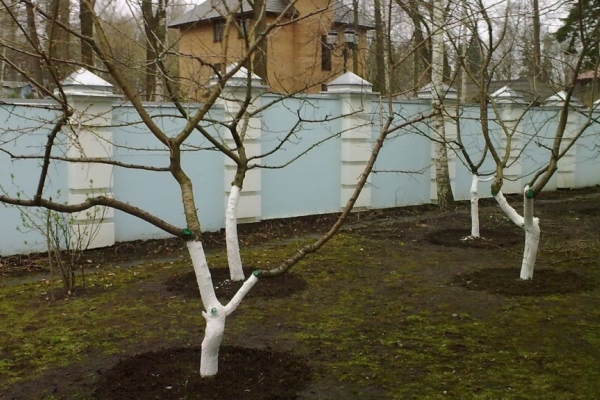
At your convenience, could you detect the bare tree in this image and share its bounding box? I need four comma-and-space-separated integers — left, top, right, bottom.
80, 0, 96, 68
454, 0, 600, 280
0, 0, 432, 378
431, 0, 455, 209
141, 0, 168, 100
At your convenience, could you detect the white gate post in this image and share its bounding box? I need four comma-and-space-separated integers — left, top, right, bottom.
326, 72, 376, 210
211, 66, 267, 223
491, 86, 526, 194
61, 68, 119, 249
417, 83, 458, 202
544, 91, 586, 189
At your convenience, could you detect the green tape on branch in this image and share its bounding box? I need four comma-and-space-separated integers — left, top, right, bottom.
491, 189, 498, 196
182, 228, 193, 239
526, 188, 535, 198
253, 270, 259, 277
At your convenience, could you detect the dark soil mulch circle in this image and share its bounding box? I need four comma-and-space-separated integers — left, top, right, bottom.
92, 345, 311, 400
536, 201, 600, 220
452, 268, 596, 296
165, 267, 308, 300
426, 227, 523, 248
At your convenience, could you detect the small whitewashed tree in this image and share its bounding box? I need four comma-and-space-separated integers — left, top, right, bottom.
457, 0, 600, 279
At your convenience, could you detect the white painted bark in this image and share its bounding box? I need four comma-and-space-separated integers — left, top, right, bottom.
493, 188, 540, 280
470, 174, 480, 237
199, 274, 258, 376
226, 186, 245, 281
431, 0, 453, 207
224, 274, 258, 316
493, 191, 524, 227
200, 304, 226, 377
187, 241, 219, 311
469, 175, 494, 238
186, 241, 258, 377
521, 188, 540, 280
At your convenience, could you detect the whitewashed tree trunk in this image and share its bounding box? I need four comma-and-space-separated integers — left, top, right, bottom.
187, 241, 258, 376
226, 186, 244, 281
493, 186, 540, 280
470, 174, 480, 237
521, 189, 540, 280
469, 175, 494, 238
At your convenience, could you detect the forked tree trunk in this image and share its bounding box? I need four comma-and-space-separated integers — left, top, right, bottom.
493, 186, 540, 280
226, 186, 244, 281
187, 241, 257, 376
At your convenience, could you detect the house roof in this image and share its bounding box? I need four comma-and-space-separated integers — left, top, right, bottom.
169, 0, 374, 29
464, 77, 555, 104
169, 0, 292, 27
331, 1, 374, 29
577, 67, 600, 81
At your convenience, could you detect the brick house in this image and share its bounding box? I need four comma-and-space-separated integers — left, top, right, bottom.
169, 0, 374, 96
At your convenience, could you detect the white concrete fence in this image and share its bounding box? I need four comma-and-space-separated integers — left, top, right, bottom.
0, 68, 599, 256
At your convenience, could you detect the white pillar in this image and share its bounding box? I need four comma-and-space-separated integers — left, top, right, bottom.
326, 72, 376, 210
61, 69, 120, 249
491, 86, 526, 194
544, 91, 586, 189
212, 66, 266, 223
416, 83, 458, 202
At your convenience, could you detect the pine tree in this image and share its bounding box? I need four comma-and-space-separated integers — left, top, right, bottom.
555, 0, 600, 70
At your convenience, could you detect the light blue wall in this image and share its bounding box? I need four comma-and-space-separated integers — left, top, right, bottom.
2, 96, 600, 256
0, 100, 67, 255
111, 103, 225, 242
575, 111, 600, 188
453, 105, 497, 200
521, 107, 559, 191
371, 100, 432, 207
260, 94, 342, 218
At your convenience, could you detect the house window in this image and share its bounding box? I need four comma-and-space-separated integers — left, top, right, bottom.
237, 18, 250, 39
321, 35, 332, 71
213, 21, 224, 43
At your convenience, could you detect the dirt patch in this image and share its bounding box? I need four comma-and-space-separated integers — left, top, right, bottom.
0, 238, 187, 277
165, 268, 308, 300
92, 346, 311, 400
452, 268, 597, 296
425, 227, 523, 248
3, 186, 600, 399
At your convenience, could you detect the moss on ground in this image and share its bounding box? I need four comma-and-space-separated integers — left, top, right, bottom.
1, 195, 600, 399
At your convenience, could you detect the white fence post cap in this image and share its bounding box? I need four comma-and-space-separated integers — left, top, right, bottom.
416, 83, 457, 100
209, 64, 267, 89
544, 91, 585, 108
325, 72, 373, 93
60, 68, 115, 97
490, 86, 526, 104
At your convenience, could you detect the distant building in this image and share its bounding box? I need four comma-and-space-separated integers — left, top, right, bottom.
169, 0, 374, 97
463, 78, 555, 105
0, 81, 27, 98
575, 68, 600, 106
